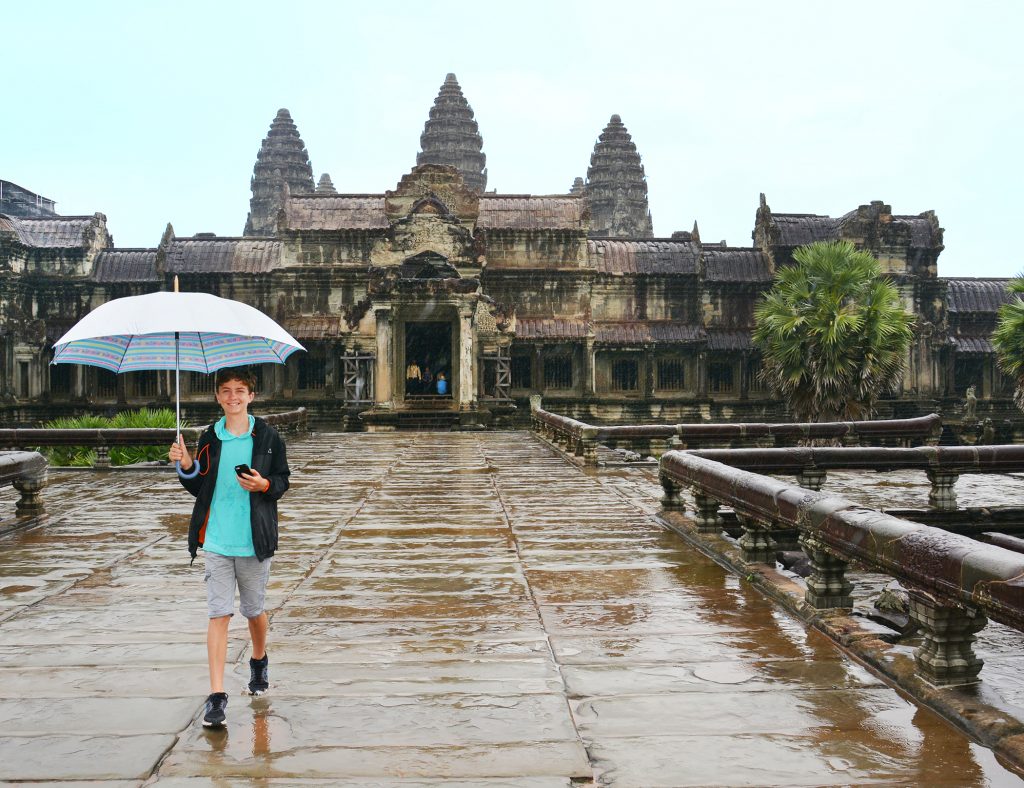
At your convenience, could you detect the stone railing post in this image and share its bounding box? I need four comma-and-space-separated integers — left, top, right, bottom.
796, 469, 827, 491
692, 492, 723, 534
798, 532, 853, 609
906, 588, 986, 686
737, 514, 776, 563
580, 428, 599, 466
13, 472, 47, 517
94, 444, 111, 469
926, 469, 959, 511
659, 473, 683, 510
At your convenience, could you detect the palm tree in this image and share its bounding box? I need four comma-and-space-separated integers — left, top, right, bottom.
753, 240, 914, 422
992, 276, 1024, 410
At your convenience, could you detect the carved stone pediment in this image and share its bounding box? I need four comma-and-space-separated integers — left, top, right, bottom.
385, 165, 480, 225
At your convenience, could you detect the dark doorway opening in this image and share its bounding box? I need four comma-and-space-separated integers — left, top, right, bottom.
405, 321, 452, 398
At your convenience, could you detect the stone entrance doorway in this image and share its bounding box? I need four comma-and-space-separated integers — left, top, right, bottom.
402, 320, 454, 402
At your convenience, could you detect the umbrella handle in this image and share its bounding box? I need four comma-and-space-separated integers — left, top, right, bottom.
176, 459, 200, 479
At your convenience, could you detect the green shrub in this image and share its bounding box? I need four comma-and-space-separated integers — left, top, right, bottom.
40, 409, 186, 467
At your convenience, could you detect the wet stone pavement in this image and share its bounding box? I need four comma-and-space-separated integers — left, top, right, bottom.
0, 432, 1021, 786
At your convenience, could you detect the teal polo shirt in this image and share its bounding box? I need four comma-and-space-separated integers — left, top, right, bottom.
203, 415, 256, 557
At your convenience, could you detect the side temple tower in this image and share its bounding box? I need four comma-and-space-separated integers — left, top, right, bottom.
585, 114, 654, 238
244, 109, 315, 236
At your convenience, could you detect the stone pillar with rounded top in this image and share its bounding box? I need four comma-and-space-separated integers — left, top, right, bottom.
907, 588, 986, 686
659, 473, 683, 510
374, 307, 393, 408
799, 532, 853, 609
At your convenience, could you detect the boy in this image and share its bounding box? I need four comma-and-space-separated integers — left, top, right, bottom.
169, 367, 290, 728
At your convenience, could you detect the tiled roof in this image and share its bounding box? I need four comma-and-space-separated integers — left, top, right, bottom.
945, 279, 1012, 313
953, 336, 995, 354
894, 215, 936, 248
588, 239, 699, 274
703, 248, 773, 282
477, 196, 586, 231
771, 214, 840, 247
91, 250, 158, 282
594, 322, 705, 345
515, 318, 591, 340
0, 214, 94, 248
284, 315, 343, 339
282, 195, 389, 231
165, 238, 281, 274
707, 330, 755, 351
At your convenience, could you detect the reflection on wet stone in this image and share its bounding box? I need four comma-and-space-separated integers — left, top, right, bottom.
0, 433, 1020, 785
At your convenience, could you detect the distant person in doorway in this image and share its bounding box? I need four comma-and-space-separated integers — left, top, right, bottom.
436, 372, 448, 396
406, 360, 422, 395
169, 367, 291, 729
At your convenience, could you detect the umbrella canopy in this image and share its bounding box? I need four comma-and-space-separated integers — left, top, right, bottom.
52, 290, 304, 372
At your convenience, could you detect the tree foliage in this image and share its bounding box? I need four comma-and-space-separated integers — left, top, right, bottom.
753, 240, 914, 422
992, 277, 1024, 410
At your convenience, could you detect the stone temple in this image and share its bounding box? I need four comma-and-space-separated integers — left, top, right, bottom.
0, 73, 1016, 431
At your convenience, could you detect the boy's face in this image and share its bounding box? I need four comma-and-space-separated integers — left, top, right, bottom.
216, 378, 255, 416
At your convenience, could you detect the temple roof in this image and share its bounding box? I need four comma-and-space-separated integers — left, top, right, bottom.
770, 214, 841, 247
703, 248, 773, 282
91, 249, 158, 282
945, 278, 1012, 313
594, 321, 704, 344
284, 315, 343, 339
283, 195, 389, 231
416, 74, 487, 192
515, 318, 590, 340
165, 238, 281, 274
589, 239, 699, 275
477, 196, 586, 231
0, 214, 96, 248
952, 336, 996, 354
706, 330, 755, 351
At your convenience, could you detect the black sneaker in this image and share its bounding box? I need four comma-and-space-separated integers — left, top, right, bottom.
245, 654, 269, 696
202, 692, 228, 727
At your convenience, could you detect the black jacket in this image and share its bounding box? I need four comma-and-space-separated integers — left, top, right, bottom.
179, 416, 290, 562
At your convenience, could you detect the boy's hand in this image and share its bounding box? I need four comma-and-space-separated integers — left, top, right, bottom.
238, 469, 271, 493
169, 436, 193, 470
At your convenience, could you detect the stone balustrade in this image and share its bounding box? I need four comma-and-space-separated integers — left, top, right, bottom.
0, 408, 308, 468
659, 449, 1024, 686
531, 403, 943, 466
0, 450, 47, 526
684, 444, 1024, 511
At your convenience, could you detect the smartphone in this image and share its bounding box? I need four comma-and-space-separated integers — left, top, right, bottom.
234, 464, 252, 477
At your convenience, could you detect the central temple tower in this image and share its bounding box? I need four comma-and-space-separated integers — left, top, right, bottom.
415, 74, 488, 193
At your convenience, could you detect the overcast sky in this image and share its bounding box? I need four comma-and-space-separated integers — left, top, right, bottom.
4, 0, 1022, 278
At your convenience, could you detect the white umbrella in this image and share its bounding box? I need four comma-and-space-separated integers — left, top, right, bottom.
52, 278, 305, 474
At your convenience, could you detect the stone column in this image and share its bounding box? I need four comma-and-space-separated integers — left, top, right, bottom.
907, 588, 986, 686
374, 307, 394, 408
457, 307, 475, 411
737, 514, 776, 563
643, 348, 654, 398
324, 346, 337, 399
533, 345, 543, 394
926, 469, 959, 511
799, 532, 853, 609
583, 340, 595, 396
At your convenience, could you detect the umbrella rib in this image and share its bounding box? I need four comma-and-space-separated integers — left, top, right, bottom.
116, 335, 134, 373
198, 332, 210, 374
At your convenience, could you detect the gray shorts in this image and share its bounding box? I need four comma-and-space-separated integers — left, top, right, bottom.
204, 552, 272, 619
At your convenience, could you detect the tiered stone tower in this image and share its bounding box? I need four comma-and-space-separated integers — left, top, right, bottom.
569, 177, 586, 196
584, 114, 653, 238
416, 74, 488, 193
316, 173, 337, 194
244, 109, 315, 236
